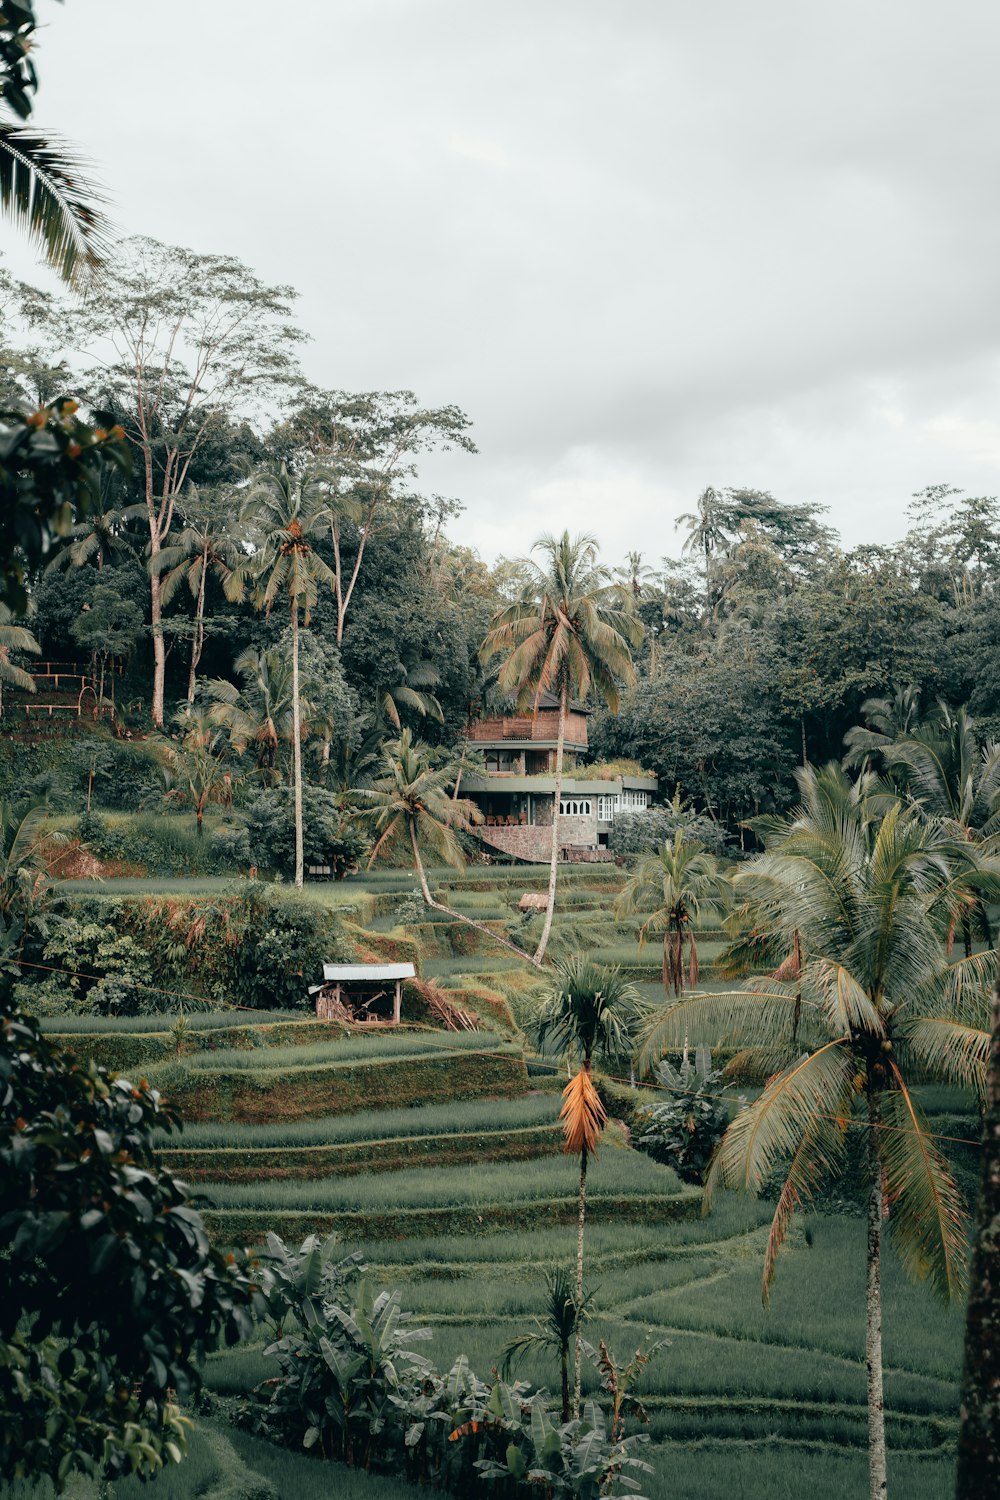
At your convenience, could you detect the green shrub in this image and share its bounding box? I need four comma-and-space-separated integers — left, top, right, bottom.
245, 786, 369, 878
635, 1050, 730, 1183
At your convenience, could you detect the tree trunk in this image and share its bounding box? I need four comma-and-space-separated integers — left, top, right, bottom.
291, 602, 304, 889
533, 681, 567, 965
406, 819, 536, 963
801, 715, 808, 768
187, 545, 208, 704
560, 1343, 570, 1425
866, 1088, 889, 1500
955, 962, 1000, 1496
573, 1137, 588, 1421
196, 804, 203, 838
150, 566, 166, 728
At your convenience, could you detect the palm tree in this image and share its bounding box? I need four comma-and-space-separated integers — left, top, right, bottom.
227, 465, 333, 888
676, 486, 729, 610
640, 763, 995, 1500
480, 532, 641, 965
842, 685, 922, 776
0, 602, 38, 718
204, 645, 308, 782
885, 702, 1000, 954
45, 477, 144, 575
615, 550, 656, 599
157, 707, 234, 837
356, 730, 531, 962
501, 1267, 592, 1422
616, 830, 729, 1000
534, 959, 641, 1418
153, 486, 251, 704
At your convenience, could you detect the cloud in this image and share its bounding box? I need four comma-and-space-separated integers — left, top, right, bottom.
446, 133, 511, 171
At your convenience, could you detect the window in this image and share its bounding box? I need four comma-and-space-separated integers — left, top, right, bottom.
560, 799, 591, 817
597, 794, 617, 822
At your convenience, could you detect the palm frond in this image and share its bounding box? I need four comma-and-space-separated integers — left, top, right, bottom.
0, 124, 112, 287
895, 1016, 991, 1100
705, 1037, 853, 1202
560, 1066, 607, 1158
881, 1068, 968, 1300
638, 985, 805, 1074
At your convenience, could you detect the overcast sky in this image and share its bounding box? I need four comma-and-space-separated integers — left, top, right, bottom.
9, 1, 1000, 564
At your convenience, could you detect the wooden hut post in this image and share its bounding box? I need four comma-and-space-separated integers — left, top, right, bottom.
393, 979, 402, 1025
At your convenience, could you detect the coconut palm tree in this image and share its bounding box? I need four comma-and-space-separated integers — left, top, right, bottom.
534, 959, 641, 1419
842, 684, 922, 776
480, 532, 641, 965
639, 763, 996, 1500
676, 486, 729, 611
152, 486, 253, 704
885, 702, 1000, 955
157, 706, 234, 837
227, 465, 333, 888
0, 602, 38, 718
616, 830, 729, 999
202, 646, 300, 780
356, 729, 530, 962
501, 1267, 593, 1422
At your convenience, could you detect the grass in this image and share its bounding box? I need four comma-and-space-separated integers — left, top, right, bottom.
201, 1147, 685, 1212
151, 1030, 515, 1075
160, 1091, 562, 1150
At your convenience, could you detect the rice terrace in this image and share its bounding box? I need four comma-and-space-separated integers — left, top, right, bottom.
0, 5, 998, 1500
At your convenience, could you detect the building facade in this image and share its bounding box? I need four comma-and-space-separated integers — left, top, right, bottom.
463, 697, 657, 861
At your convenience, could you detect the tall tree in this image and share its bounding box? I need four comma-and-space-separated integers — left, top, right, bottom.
272, 388, 475, 643
158, 706, 233, 837
534, 959, 640, 1418
641, 764, 994, 1500
66, 238, 304, 724
228, 465, 332, 887
480, 531, 641, 965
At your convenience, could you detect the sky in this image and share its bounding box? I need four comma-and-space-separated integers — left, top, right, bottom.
8, 0, 1000, 564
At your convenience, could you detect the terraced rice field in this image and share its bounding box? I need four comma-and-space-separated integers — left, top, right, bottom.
30, 863, 974, 1500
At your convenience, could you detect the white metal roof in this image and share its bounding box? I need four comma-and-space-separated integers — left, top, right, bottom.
321, 963, 416, 982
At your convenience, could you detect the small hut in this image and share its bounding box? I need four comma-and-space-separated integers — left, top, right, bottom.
309, 963, 416, 1025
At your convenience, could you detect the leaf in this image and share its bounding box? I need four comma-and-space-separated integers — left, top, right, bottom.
880, 1069, 969, 1300
560, 1067, 606, 1156
706, 1037, 853, 1204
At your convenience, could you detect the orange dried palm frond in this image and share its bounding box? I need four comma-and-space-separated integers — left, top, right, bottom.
559, 1066, 607, 1157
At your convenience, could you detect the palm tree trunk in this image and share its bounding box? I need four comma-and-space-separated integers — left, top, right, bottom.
187, 545, 209, 704
407, 818, 537, 963
291, 602, 304, 889
534, 681, 567, 965
865, 1087, 888, 1500
955, 958, 1000, 1495
573, 1138, 588, 1421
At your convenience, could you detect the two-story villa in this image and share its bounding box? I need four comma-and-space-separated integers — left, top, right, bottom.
463, 694, 657, 861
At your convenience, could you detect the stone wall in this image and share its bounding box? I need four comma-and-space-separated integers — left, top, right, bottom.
478, 812, 598, 862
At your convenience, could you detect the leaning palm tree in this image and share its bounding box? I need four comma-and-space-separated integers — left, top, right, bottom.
535, 959, 641, 1418
227, 465, 333, 888
356, 730, 530, 962
480, 532, 642, 965
0, 602, 38, 718
616, 830, 729, 999
153, 486, 253, 704
640, 763, 996, 1500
